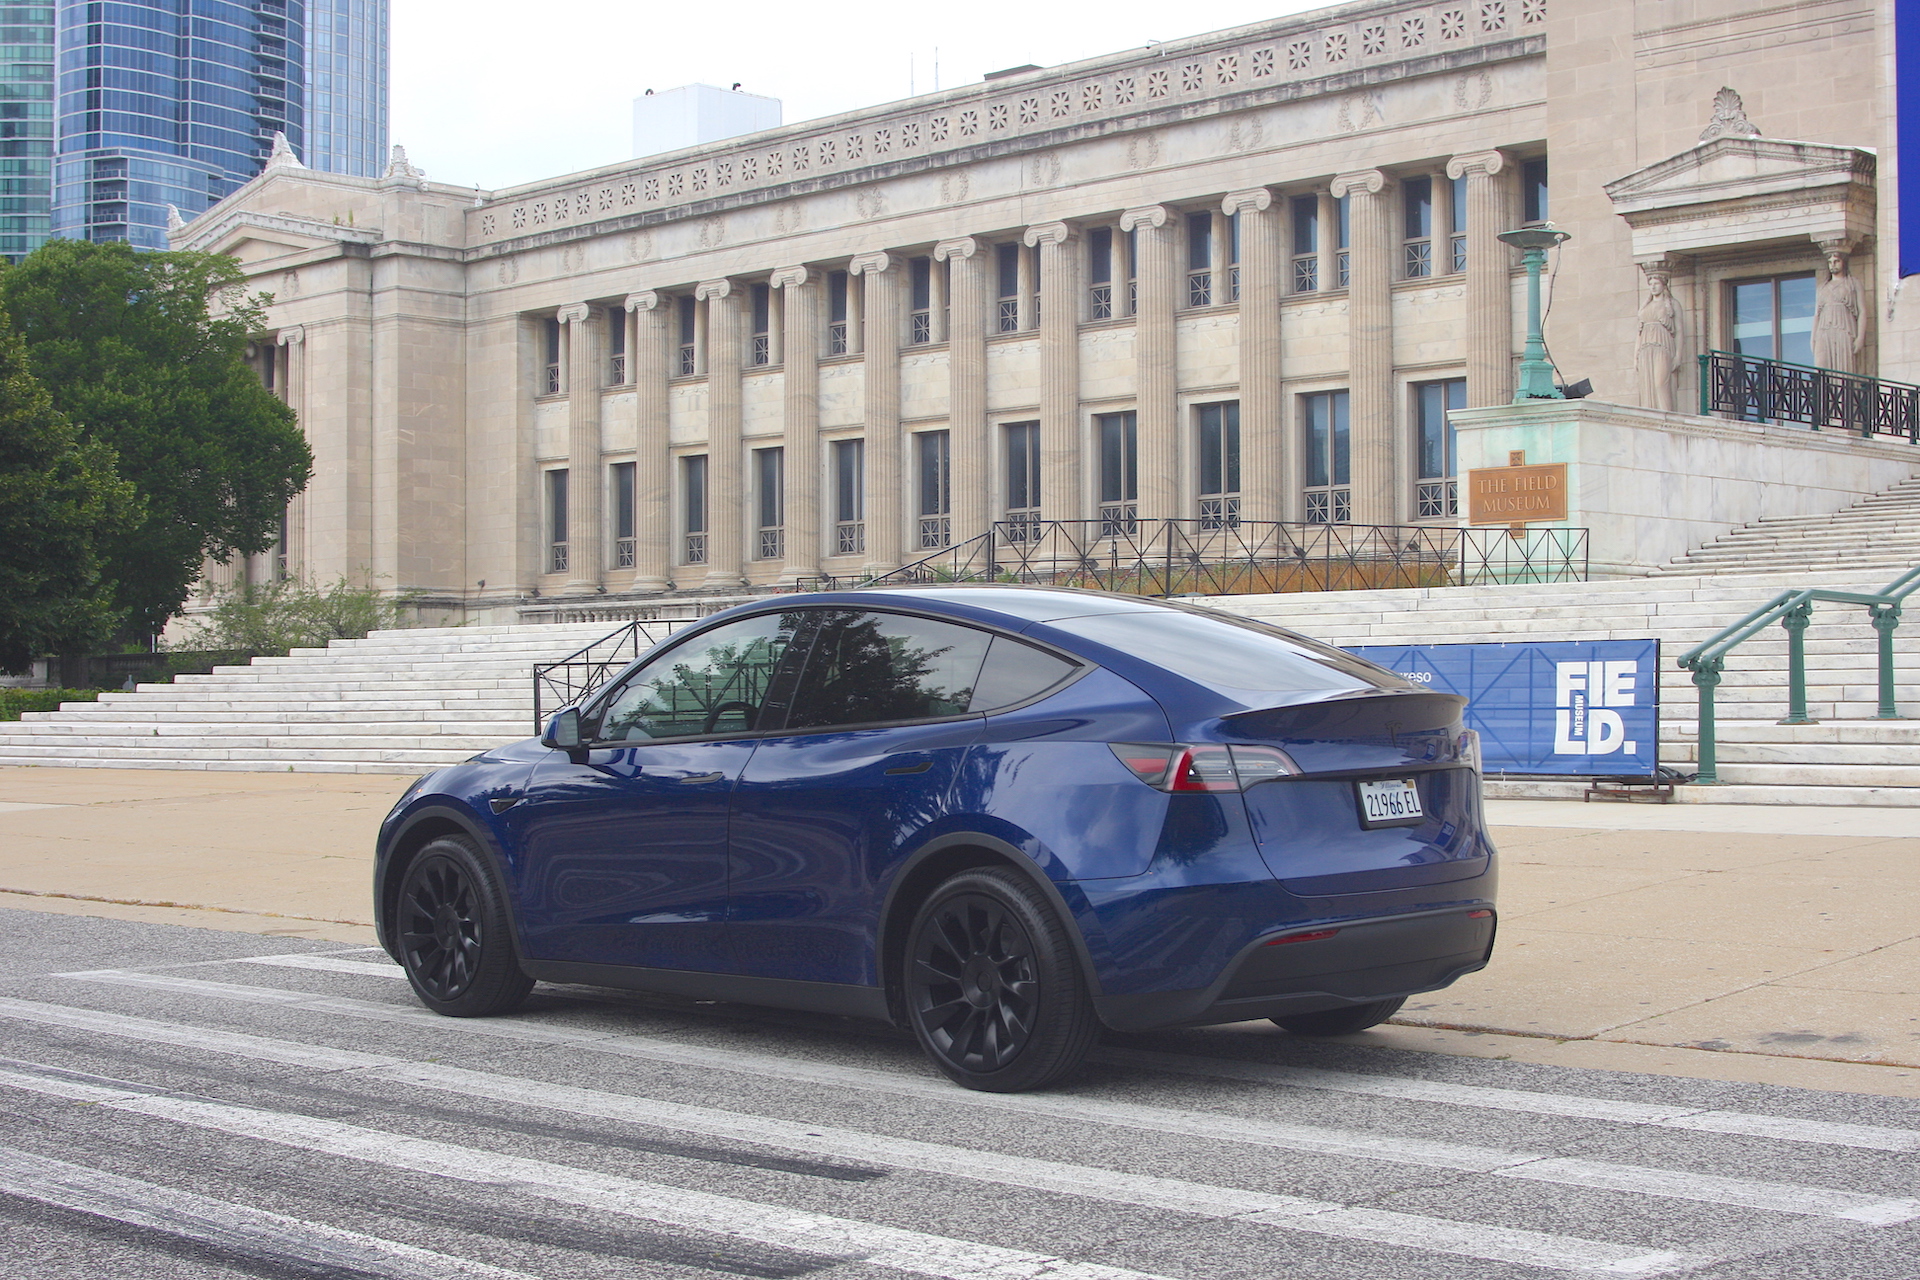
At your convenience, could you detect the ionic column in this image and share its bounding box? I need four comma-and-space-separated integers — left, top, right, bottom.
277, 327, 307, 577
558, 302, 603, 591
1122, 205, 1177, 523
1447, 150, 1513, 406
849, 251, 902, 573
627, 292, 671, 591
936, 237, 988, 545
771, 266, 820, 580
696, 279, 745, 586
1225, 189, 1280, 524
1026, 221, 1081, 523
1331, 170, 1394, 525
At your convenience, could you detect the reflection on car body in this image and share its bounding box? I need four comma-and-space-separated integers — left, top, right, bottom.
374, 586, 1496, 1092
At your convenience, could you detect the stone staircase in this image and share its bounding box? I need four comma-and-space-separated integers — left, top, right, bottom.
0, 619, 684, 774
3, 564, 1919, 804
1664, 474, 1920, 577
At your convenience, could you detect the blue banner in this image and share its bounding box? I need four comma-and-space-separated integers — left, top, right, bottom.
1902, 1, 1920, 277
1346, 640, 1661, 777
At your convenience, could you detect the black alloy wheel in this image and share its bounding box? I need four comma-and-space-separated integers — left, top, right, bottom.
396, 836, 534, 1017
1271, 995, 1407, 1037
904, 867, 1098, 1092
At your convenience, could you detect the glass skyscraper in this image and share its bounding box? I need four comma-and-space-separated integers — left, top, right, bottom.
0, 0, 386, 260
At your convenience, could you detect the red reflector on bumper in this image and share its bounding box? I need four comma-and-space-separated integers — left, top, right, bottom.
1468, 909, 1493, 919
1264, 928, 1339, 946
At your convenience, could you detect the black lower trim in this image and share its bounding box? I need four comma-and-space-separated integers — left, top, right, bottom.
520, 959, 893, 1023
1092, 907, 1495, 1031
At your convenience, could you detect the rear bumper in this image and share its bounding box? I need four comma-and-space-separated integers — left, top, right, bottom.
1091, 906, 1495, 1031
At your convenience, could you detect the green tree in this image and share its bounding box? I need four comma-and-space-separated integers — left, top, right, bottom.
0, 304, 138, 673
1, 239, 313, 639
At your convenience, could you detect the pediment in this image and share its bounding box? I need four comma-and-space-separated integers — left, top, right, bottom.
1605, 137, 1874, 216
176, 208, 380, 260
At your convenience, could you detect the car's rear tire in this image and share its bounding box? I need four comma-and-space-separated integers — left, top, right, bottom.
1271, 996, 1406, 1037
395, 835, 533, 1017
903, 867, 1098, 1092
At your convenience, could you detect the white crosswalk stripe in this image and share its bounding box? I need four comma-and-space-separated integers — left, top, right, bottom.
55, 966, 1920, 1227
0, 1146, 541, 1280
0, 996, 1703, 1275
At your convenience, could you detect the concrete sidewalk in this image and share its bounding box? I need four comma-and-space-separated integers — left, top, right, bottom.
0, 765, 1914, 1099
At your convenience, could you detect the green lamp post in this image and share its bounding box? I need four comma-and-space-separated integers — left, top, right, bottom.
1497, 225, 1572, 402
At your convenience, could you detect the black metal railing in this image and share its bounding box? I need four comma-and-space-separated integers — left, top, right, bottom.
796, 519, 1587, 597
1700, 351, 1920, 441
531, 618, 681, 731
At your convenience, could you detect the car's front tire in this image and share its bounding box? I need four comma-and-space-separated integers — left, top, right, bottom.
395, 835, 533, 1017
1271, 996, 1406, 1037
903, 867, 1098, 1092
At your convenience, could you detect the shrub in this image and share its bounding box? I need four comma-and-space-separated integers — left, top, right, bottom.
0, 688, 101, 720
167, 577, 416, 660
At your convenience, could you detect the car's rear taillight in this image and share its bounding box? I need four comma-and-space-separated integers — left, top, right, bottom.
1110, 743, 1300, 792
1458, 729, 1483, 774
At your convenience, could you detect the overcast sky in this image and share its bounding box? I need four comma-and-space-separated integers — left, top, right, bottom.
389, 0, 1328, 192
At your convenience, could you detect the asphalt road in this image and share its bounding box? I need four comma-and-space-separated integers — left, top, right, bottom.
0, 908, 1915, 1280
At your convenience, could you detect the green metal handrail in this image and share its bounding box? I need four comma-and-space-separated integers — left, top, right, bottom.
1677, 565, 1920, 782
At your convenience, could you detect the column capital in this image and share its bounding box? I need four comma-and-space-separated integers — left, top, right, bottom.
1022, 221, 1075, 248
1329, 170, 1387, 199
769, 265, 815, 289
934, 236, 980, 262
848, 251, 894, 276
1221, 188, 1273, 216
276, 325, 305, 346
1636, 253, 1691, 279
694, 278, 733, 301
1119, 205, 1171, 232
556, 303, 591, 325
625, 290, 664, 311
1445, 150, 1508, 181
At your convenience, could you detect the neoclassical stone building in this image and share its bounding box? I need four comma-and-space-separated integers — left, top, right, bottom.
178, 0, 1911, 620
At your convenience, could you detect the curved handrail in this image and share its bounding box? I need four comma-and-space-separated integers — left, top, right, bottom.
1675, 564, 1920, 783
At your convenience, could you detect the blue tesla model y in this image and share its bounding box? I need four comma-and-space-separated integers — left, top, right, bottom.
374, 586, 1495, 1091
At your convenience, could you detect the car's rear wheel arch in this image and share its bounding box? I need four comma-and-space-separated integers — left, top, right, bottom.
878, 833, 1103, 1026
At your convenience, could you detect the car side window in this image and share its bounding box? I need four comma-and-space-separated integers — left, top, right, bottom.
968, 636, 1080, 712
786, 610, 994, 730
595, 612, 803, 742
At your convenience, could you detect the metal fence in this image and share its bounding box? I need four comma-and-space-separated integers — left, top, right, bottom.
798, 519, 1588, 597
1700, 350, 1920, 441
531, 619, 680, 732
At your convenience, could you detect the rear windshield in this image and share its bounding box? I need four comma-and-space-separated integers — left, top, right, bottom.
1047, 608, 1410, 701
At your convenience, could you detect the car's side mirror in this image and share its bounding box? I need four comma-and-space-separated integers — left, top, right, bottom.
540, 707, 589, 762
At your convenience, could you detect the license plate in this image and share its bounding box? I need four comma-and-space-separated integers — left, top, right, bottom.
1356, 778, 1424, 827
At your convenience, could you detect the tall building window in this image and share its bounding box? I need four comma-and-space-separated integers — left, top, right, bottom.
750, 283, 772, 366
1196, 402, 1241, 529
1226, 210, 1241, 302
832, 438, 865, 555
1414, 379, 1466, 518
909, 255, 934, 344
542, 318, 562, 395
1004, 421, 1042, 542
1403, 176, 1433, 279
1523, 157, 1549, 225
682, 455, 708, 564
1302, 391, 1351, 524
610, 461, 636, 567
676, 294, 698, 376
916, 431, 951, 548
545, 468, 569, 573
1335, 194, 1351, 289
1729, 274, 1817, 368
996, 241, 1021, 333
1291, 196, 1319, 293
606, 307, 628, 385
1187, 211, 1213, 307
1448, 174, 1468, 273
1096, 411, 1138, 537
754, 447, 784, 559
1088, 226, 1116, 320
827, 270, 851, 356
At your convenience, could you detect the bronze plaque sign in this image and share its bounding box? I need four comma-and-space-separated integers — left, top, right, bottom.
1467, 462, 1568, 525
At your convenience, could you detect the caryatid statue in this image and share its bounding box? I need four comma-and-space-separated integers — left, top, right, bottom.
1635, 265, 1685, 412
1812, 245, 1865, 374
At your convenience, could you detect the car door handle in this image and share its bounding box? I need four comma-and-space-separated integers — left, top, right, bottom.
884, 759, 933, 775
678, 771, 726, 784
